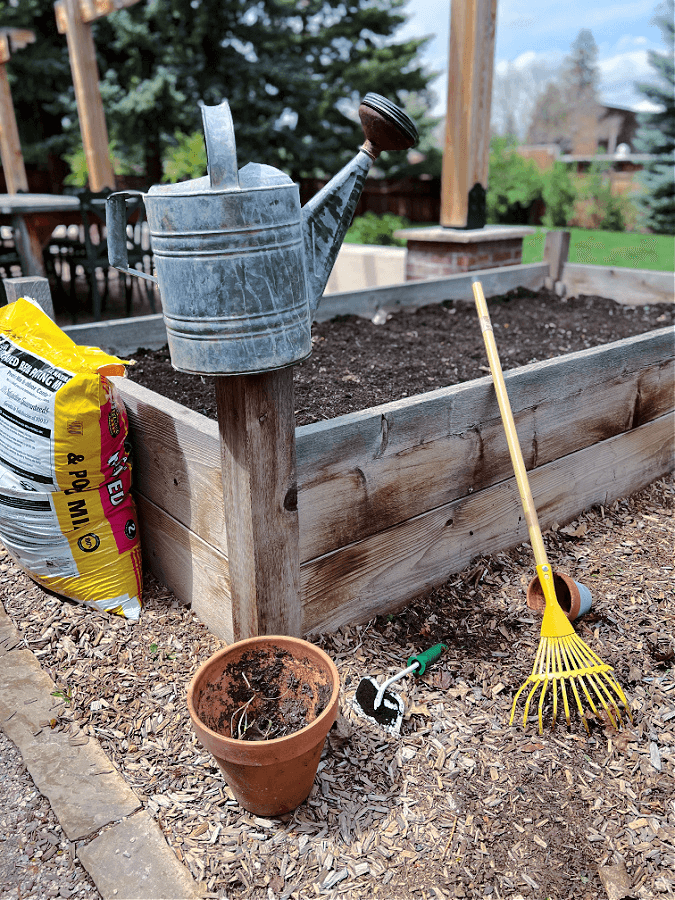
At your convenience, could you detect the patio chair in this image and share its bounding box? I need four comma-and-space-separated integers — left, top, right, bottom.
46, 188, 155, 320
44, 188, 111, 320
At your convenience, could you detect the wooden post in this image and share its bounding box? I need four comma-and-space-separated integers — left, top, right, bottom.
0, 30, 34, 193
544, 230, 571, 295
54, 0, 141, 191
2, 275, 55, 319
215, 368, 303, 640
440, 0, 497, 229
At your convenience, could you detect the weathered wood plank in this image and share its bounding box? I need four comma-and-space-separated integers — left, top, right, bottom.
301, 412, 674, 634
544, 230, 570, 284
110, 376, 225, 547
64, 313, 167, 356
113, 329, 674, 565
136, 494, 233, 643
3, 276, 54, 319
215, 370, 302, 639
296, 328, 674, 559
563, 263, 674, 306
315, 263, 548, 322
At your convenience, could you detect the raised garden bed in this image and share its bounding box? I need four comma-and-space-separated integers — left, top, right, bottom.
52, 261, 673, 643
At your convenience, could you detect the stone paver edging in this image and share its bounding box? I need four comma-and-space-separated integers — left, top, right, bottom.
0, 604, 201, 900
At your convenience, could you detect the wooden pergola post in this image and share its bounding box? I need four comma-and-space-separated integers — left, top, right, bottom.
440, 0, 497, 229
54, 0, 141, 192
0, 29, 34, 193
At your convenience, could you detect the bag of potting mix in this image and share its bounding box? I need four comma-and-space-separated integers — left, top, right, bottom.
0, 297, 142, 620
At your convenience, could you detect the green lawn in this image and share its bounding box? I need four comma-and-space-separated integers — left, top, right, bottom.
522, 228, 674, 272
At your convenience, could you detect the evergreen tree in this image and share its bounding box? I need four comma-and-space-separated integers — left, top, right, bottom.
0, 0, 434, 185
634, 0, 675, 233
526, 29, 601, 152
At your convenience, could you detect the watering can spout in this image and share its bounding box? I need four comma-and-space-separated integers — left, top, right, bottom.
302, 93, 419, 315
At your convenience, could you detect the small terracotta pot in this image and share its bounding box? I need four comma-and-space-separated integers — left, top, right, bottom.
187, 635, 339, 817
526, 570, 592, 622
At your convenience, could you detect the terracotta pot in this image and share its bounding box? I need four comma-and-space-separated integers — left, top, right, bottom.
187, 635, 339, 817
526, 570, 592, 622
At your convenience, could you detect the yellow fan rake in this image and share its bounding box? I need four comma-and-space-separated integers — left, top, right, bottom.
472, 280, 631, 734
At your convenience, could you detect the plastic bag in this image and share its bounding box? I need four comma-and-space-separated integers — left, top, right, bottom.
0, 298, 142, 619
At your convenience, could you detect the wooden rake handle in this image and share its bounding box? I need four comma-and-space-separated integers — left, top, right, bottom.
472, 282, 553, 584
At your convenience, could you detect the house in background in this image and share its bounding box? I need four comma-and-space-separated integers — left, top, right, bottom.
517, 104, 650, 196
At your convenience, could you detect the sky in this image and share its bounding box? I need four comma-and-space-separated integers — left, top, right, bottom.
398, 0, 668, 123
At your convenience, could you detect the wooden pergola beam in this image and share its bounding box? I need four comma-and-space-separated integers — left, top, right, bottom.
441, 0, 497, 229
0, 29, 35, 194
54, 0, 141, 191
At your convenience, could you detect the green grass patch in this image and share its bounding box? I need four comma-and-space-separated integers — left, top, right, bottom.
522, 228, 674, 272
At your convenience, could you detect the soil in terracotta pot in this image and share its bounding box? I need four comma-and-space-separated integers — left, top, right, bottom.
125, 288, 674, 423
200, 647, 332, 741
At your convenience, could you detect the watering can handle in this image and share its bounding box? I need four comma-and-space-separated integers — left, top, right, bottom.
106, 191, 158, 284
201, 100, 240, 191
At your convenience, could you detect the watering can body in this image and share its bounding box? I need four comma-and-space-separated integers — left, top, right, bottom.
107, 95, 417, 376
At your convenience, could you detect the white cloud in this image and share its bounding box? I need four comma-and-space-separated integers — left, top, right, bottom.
599, 49, 656, 109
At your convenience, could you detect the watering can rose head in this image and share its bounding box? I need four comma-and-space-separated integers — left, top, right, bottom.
106, 94, 418, 377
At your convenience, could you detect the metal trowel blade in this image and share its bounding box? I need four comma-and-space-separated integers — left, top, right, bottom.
351, 676, 405, 736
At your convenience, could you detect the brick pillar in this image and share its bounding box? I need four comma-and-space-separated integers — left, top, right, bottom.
394, 225, 536, 281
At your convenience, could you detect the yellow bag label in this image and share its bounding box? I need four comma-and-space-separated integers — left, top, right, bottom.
0, 298, 142, 619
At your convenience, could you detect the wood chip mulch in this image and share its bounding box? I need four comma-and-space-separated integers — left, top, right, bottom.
1, 476, 673, 900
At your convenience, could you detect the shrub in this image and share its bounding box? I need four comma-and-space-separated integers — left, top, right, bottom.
162, 130, 207, 183
572, 161, 629, 232
63, 142, 144, 188
486, 137, 544, 224
346, 212, 411, 246
541, 162, 577, 227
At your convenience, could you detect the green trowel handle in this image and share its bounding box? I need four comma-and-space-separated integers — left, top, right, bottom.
407, 643, 448, 676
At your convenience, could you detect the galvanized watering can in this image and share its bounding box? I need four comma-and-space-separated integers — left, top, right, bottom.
107, 94, 418, 375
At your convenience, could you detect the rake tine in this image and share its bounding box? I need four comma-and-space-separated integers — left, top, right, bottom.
559, 639, 587, 716
510, 678, 533, 726
567, 636, 623, 727
522, 678, 542, 729
556, 641, 572, 728
537, 670, 550, 735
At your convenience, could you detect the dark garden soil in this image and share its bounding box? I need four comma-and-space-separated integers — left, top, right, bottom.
203, 647, 332, 741
125, 287, 674, 425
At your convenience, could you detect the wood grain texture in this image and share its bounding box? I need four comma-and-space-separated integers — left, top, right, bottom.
563, 264, 674, 306
110, 377, 225, 552
441, 0, 497, 227
0, 60, 28, 193
3, 276, 54, 319
301, 412, 674, 634
296, 328, 674, 560
136, 494, 233, 643
216, 369, 302, 639
544, 231, 571, 283
59, 0, 115, 192
64, 313, 167, 356
113, 327, 673, 563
